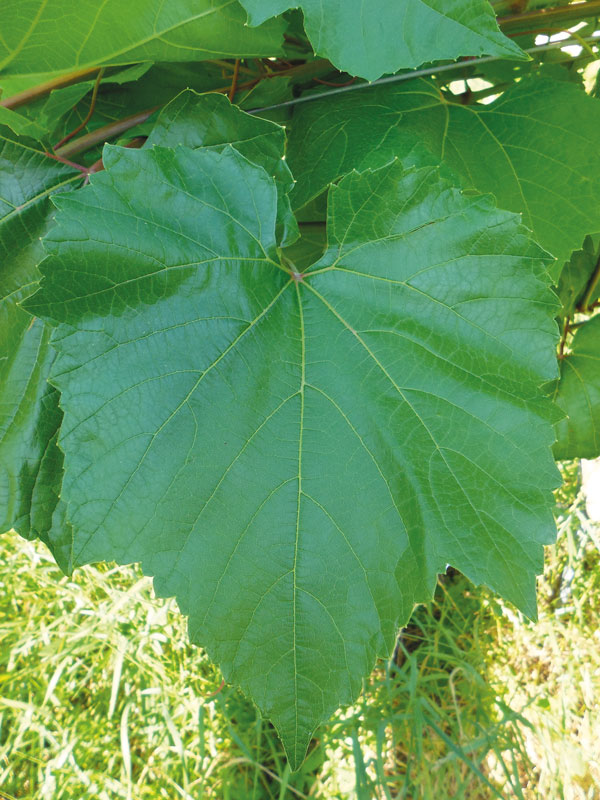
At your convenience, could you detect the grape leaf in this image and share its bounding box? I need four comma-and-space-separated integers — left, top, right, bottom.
237, 0, 525, 80
287, 77, 600, 276
12, 63, 155, 143
145, 90, 298, 245
0, 0, 284, 84
28, 144, 559, 767
29, 63, 232, 159
554, 316, 600, 460
35, 82, 97, 133
0, 106, 49, 141
286, 79, 446, 211
0, 130, 76, 567
557, 235, 600, 317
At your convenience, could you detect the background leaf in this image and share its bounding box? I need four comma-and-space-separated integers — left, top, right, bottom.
557, 235, 600, 316
0, 129, 75, 568
146, 90, 298, 245
286, 77, 600, 277
0, 106, 49, 141
554, 316, 600, 460
28, 144, 560, 766
238, 0, 525, 80
0, 0, 284, 85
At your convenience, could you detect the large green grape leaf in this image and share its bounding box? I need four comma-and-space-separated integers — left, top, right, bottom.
554, 316, 600, 460
146, 90, 298, 245
27, 144, 559, 767
287, 78, 600, 276
0, 0, 284, 85
237, 0, 524, 80
0, 129, 76, 568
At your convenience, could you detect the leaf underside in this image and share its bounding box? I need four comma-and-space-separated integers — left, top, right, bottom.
27, 142, 560, 766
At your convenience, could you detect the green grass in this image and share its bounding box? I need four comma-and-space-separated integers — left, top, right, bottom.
0, 462, 598, 799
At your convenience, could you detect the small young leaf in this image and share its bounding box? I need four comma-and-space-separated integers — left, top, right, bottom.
14, 64, 154, 142
554, 316, 600, 460
238, 0, 525, 80
33, 63, 232, 153
28, 143, 559, 766
0, 107, 49, 141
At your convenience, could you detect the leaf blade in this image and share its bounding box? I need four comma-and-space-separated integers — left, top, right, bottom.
0, 0, 284, 82
554, 316, 600, 460
146, 90, 298, 245
287, 77, 600, 276
238, 0, 524, 80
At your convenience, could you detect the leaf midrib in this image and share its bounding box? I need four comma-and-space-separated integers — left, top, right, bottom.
292, 281, 305, 761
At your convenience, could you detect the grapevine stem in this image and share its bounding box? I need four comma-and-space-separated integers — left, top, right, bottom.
251, 35, 599, 114
43, 150, 88, 172
283, 34, 309, 49
228, 59, 241, 102
20, 34, 598, 161
498, 0, 600, 30
206, 679, 226, 698
54, 59, 333, 159
208, 59, 254, 76
55, 107, 159, 158
0, 59, 253, 111
0, 67, 101, 109
558, 317, 571, 360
